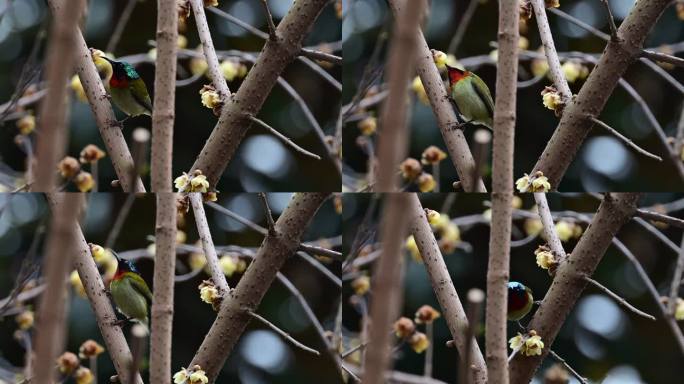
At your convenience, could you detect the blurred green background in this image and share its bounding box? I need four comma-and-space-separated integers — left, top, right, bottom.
342, 193, 684, 383
342, 0, 684, 192
0, 192, 342, 383
0, 0, 341, 192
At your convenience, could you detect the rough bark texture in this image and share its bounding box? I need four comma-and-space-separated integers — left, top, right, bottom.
190, 193, 229, 293
361, 193, 411, 383
33, 0, 85, 191
187, 193, 329, 381
150, 193, 177, 384
32, 193, 82, 383
376, 0, 424, 191
509, 193, 640, 383
408, 194, 487, 384
46, 193, 143, 384
386, 1, 485, 192
485, 0, 518, 380
189, 0, 327, 187
46, 0, 145, 192
530, 0, 671, 188
189, 0, 230, 98
151, 0, 178, 192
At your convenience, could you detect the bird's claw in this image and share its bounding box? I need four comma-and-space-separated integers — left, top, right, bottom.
447, 121, 465, 131
109, 119, 124, 129
110, 319, 127, 327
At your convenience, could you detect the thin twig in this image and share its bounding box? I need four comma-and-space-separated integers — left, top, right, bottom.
189, 0, 230, 98
642, 50, 684, 68
248, 311, 320, 355
257, 192, 276, 235
259, 0, 278, 41
342, 341, 369, 359
590, 116, 662, 161
189, 193, 229, 294
105, 193, 138, 249
669, 234, 684, 316
533, 193, 566, 260
597, 0, 618, 41
635, 209, 684, 229
300, 48, 342, 65
582, 275, 655, 320
246, 114, 322, 160
447, 0, 479, 55
106, 0, 138, 54
548, 349, 589, 384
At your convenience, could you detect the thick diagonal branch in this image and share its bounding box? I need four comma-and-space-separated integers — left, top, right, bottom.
530, 0, 671, 188
408, 194, 488, 384
509, 193, 640, 383
189, 0, 328, 187
187, 193, 329, 381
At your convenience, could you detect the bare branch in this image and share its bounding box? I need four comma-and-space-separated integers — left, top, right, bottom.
257, 192, 276, 235
248, 311, 320, 355
635, 209, 684, 229
597, 0, 619, 41
189, 193, 229, 294
642, 50, 684, 68
259, 0, 278, 41
188, 0, 230, 98
669, 234, 684, 317
106, 0, 138, 54
548, 349, 589, 384
583, 275, 655, 320
300, 48, 341, 65
460, 289, 485, 384
447, 0, 479, 55
590, 116, 662, 161
533, 193, 566, 260
246, 114, 322, 160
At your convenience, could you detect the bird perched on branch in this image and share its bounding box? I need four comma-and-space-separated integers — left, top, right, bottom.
507, 281, 534, 321
446, 65, 494, 130
90, 49, 152, 122
109, 251, 152, 330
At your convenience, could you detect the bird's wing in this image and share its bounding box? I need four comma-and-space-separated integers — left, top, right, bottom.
129, 273, 153, 304
129, 79, 153, 113
470, 78, 494, 118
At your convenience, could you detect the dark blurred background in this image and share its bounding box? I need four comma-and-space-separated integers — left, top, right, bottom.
0, 0, 341, 192
342, 0, 684, 192
0, 193, 342, 383
342, 193, 684, 383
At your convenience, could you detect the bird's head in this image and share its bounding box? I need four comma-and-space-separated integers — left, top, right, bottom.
112, 251, 139, 279
446, 65, 470, 85
508, 281, 533, 307
101, 57, 139, 87
89, 48, 113, 83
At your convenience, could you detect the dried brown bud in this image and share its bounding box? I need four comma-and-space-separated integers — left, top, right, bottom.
58, 156, 81, 179
56, 351, 80, 375
79, 144, 106, 164
393, 317, 416, 339
414, 305, 441, 324
400, 158, 422, 181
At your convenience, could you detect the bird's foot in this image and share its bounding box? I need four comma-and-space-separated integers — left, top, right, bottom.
447, 121, 466, 131
109, 119, 124, 129
110, 318, 128, 327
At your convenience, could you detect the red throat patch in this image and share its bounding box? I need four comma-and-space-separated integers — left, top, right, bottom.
110, 76, 128, 89
447, 67, 469, 84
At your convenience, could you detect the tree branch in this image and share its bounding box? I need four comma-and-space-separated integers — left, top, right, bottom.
530, 0, 673, 188
151, 0, 178, 191
589, 116, 662, 161
386, 0, 485, 192
509, 193, 640, 382
189, 193, 229, 294
362, 194, 412, 383
246, 114, 322, 160
188, 0, 230, 98
258, 0, 278, 41
669, 234, 684, 317
408, 194, 488, 384
187, 193, 329, 381
149, 192, 177, 384
189, 0, 328, 188
635, 208, 684, 229
534, 192, 566, 260
33, 0, 85, 191
247, 311, 319, 355
485, 0, 518, 379
582, 275, 655, 320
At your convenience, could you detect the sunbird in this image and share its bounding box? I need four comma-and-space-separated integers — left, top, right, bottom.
507, 281, 534, 321
91, 50, 152, 120
110, 251, 152, 329
446, 65, 494, 130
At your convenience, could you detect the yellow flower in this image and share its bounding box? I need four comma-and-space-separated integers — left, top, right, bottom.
56, 352, 80, 375
75, 171, 94, 192
190, 174, 210, 193
177, 35, 188, 49
523, 218, 543, 237
530, 172, 551, 192
393, 317, 415, 339
561, 61, 581, 83
235, 258, 248, 274
531, 58, 549, 78
425, 209, 440, 225
15, 310, 34, 330
534, 246, 556, 270
148, 48, 157, 61
203, 191, 218, 202
220, 60, 238, 81
203, 0, 218, 7
400, 158, 422, 181
509, 333, 524, 350
357, 116, 377, 136
351, 275, 370, 296
431, 214, 450, 232
190, 58, 208, 76
432, 49, 448, 70
442, 223, 460, 243
421, 146, 447, 165
174, 173, 190, 192
219, 255, 237, 277
173, 367, 189, 384
411, 76, 429, 105
489, 49, 498, 62
89, 243, 107, 263
79, 144, 106, 164
189, 251, 207, 270
17, 114, 35, 135
406, 235, 421, 262
237, 63, 248, 78
177, 230, 187, 244
482, 208, 492, 222
199, 283, 220, 305
200, 87, 221, 109
74, 367, 94, 384
524, 333, 544, 356
417, 173, 436, 192
555, 221, 573, 242
518, 36, 529, 50
409, 332, 429, 353
78, 340, 105, 359
189, 367, 209, 384
541, 87, 562, 112
511, 196, 523, 209
70, 270, 86, 297
516, 174, 531, 193
544, 0, 560, 8
414, 305, 441, 324
675, 298, 684, 321
71, 75, 88, 102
